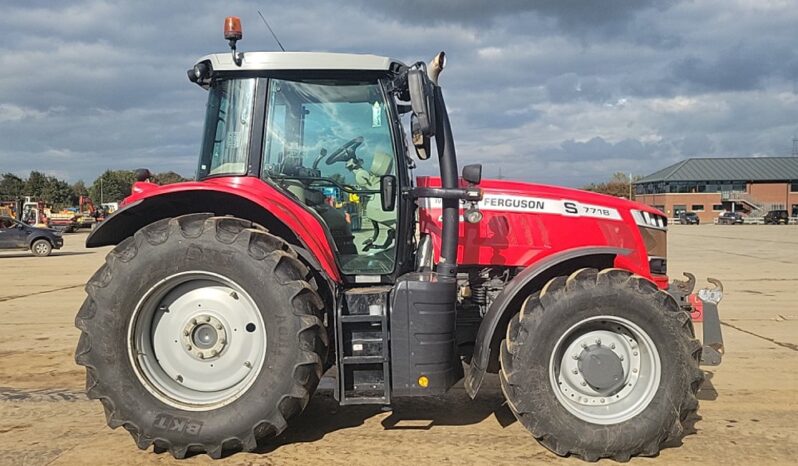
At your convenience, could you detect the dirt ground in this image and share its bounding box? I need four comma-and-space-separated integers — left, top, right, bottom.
1, 225, 796, 465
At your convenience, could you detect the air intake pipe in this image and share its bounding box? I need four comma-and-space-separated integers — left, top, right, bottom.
430, 53, 459, 280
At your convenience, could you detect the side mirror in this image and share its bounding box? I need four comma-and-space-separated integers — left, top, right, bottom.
462, 164, 482, 185
408, 68, 436, 137
380, 175, 397, 211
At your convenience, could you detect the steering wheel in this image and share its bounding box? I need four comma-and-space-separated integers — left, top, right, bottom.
325, 137, 364, 165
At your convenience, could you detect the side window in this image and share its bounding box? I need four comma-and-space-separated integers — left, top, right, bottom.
198, 79, 255, 177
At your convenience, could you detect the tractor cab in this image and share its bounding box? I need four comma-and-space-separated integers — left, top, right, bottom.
192, 57, 409, 276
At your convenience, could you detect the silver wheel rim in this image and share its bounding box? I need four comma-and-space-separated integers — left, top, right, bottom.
34, 242, 48, 254
549, 315, 661, 425
128, 271, 266, 411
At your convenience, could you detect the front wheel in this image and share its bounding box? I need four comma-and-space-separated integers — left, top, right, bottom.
75, 214, 328, 458
500, 268, 703, 461
31, 239, 52, 256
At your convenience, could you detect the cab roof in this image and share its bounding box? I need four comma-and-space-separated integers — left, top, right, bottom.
196, 51, 405, 73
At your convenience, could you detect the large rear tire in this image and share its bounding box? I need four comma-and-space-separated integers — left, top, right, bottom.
75, 214, 328, 458
500, 268, 703, 461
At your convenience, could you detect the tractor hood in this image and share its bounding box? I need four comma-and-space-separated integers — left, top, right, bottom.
478, 177, 663, 217
418, 176, 663, 218
417, 176, 662, 272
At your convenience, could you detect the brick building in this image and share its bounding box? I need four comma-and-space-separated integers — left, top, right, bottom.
634, 157, 798, 223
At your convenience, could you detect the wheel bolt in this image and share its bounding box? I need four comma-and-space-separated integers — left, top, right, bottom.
595, 338, 601, 346
190, 318, 197, 325
572, 369, 579, 375
185, 344, 192, 351
600, 398, 605, 403
610, 343, 616, 349
581, 381, 587, 386
230, 291, 239, 300
183, 330, 190, 336
244, 361, 252, 368
220, 338, 227, 345
632, 368, 638, 373
572, 354, 579, 360
196, 352, 205, 359
210, 350, 218, 357
204, 316, 211, 323
215, 323, 223, 330
580, 343, 588, 349
633, 351, 638, 356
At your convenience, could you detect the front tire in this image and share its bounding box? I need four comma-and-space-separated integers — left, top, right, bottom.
31, 239, 52, 256
75, 214, 328, 458
500, 268, 703, 461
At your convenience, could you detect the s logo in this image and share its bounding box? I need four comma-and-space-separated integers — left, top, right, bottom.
564, 202, 578, 215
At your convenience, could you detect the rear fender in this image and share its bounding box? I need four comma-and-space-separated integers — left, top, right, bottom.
463, 246, 632, 398
87, 187, 341, 282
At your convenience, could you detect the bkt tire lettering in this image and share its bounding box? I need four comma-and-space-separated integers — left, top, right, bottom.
153, 414, 203, 435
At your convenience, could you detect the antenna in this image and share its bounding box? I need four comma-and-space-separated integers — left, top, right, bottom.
257, 10, 286, 52
793, 133, 798, 157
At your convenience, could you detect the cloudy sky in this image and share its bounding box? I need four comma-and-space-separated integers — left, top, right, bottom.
1, 0, 797, 187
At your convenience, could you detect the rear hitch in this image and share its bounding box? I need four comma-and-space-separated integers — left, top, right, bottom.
667, 274, 725, 366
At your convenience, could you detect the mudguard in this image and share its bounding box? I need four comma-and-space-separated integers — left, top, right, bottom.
87, 177, 342, 282
463, 246, 633, 398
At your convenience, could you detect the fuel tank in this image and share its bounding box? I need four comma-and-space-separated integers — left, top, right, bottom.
417, 176, 663, 271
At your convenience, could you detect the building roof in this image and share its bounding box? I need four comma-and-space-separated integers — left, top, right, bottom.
196, 52, 402, 73
636, 157, 798, 183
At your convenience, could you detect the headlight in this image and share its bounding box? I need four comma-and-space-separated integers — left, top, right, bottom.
631, 209, 667, 230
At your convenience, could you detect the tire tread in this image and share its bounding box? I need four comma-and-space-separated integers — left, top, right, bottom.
499, 267, 704, 461
74, 214, 327, 458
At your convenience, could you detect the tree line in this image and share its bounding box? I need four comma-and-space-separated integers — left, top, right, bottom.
583, 172, 642, 199
0, 170, 189, 209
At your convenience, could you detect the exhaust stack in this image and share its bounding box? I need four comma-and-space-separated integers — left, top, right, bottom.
427, 51, 446, 84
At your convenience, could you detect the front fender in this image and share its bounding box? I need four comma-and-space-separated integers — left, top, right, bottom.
463, 246, 632, 398
87, 177, 341, 282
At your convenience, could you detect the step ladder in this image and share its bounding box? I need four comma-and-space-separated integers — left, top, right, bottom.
335, 287, 392, 405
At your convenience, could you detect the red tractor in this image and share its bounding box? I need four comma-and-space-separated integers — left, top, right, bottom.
75, 18, 724, 461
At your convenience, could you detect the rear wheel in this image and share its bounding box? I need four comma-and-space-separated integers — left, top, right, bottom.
75, 214, 328, 458
31, 239, 52, 256
500, 268, 703, 461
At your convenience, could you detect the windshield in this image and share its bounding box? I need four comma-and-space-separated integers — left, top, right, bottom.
197, 78, 256, 178
262, 78, 398, 275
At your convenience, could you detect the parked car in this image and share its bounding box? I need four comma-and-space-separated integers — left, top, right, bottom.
678, 212, 700, 225
763, 209, 789, 225
717, 211, 744, 225
0, 216, 63, 256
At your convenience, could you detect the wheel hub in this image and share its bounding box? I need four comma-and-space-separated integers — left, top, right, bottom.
550, 316, 661, 425
129, 272, 267, 410
578, 345, 625, 391
181, 314, 227, 359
